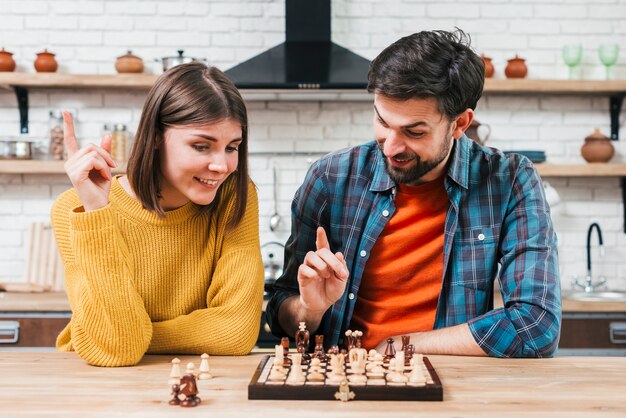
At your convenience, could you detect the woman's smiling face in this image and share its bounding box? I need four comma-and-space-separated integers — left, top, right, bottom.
158, 118, 242, 210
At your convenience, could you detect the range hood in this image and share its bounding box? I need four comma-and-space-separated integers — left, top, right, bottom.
225, 0, 370, 89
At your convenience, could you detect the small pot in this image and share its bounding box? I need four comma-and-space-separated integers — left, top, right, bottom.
482, 54, 494, 78
0, 139, 33, 159
505, 54, 527, 79
157, 50, 206, 71
115, 50, 144, 73
34, 49, 58, 73
581, 129, 614, 163
0, 47, 16, 72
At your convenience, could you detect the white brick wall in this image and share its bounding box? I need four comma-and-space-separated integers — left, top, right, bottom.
0, 0, 625, 291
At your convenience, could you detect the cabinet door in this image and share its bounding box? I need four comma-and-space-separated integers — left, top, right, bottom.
0, 314, 70, 347
560, 313, 626, 349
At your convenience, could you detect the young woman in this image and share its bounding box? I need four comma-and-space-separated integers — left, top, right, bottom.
51, 63, 264, 367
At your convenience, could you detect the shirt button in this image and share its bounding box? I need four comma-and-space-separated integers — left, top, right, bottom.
382, 210, 390, 217
360, 250, 367, 257
478, 233, 485, 241
348, 293, 355, 300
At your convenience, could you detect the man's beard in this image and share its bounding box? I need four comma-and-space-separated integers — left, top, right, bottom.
379, 133, 453, 185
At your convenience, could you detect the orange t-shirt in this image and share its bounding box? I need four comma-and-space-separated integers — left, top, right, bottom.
349, 175, 448, 349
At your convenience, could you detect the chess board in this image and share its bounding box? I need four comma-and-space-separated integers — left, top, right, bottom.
248, 355, 443, 401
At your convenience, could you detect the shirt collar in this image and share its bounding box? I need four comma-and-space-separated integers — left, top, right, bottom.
446, 134, 471, 190
369, 144, 395, 193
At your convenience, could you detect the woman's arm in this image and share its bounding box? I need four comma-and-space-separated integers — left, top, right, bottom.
52, 191, 153, 367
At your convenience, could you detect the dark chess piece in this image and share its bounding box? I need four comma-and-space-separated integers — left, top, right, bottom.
405, 344, 415, 366
179, 372, 201, 407
401, 335, 410, 353
296, 323, 311, 364
313, 335, 327, 361
281, 337, 292, 366
168, 383, 181, 405
383, 337, 396, 364
345, 331, 356, 351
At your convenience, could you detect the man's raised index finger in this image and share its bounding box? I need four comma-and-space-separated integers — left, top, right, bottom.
62, 111, 79, 156
315, 226, 330, 251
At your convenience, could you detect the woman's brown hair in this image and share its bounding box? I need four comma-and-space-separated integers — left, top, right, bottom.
127, 62, 249, 228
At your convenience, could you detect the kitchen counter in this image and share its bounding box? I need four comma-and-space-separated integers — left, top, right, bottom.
2, 290, 626, 313
0, 352, 624, 417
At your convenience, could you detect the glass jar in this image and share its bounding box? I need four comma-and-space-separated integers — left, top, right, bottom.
48, 110, 65, 160
111, 123, 128, 163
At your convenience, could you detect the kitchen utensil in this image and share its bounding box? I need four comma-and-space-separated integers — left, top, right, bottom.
562, 45, 582, 80
599, 44, 619, 80
0, 47, 16, 72
34, 49, 58, 73
465, 119, 491, 145
115, 50, 144, 73
269, 164, 282, 231
504, 54, 527, 79
481, 54, 494, 78
156, 50, 206, 71
261, 241, 285, 298
581, 128, 614, 162
0, 138, 33, 159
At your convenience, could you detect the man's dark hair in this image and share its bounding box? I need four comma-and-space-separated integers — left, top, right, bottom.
367, 29, 485, 120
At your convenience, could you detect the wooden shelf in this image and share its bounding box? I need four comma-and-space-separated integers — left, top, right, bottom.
535, 163, 626, 177
0, 160, 126, 174
1, 73, 626, 95
2, 159, 626, 177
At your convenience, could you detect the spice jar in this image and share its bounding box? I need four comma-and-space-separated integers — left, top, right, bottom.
581, 128, 614, 163
48, 110, 65, 160
481, 54, 494, 78
111, 123, 128, 163
0, 47, 16, 72
505, 54, 528, 79
35, 49, 58, 73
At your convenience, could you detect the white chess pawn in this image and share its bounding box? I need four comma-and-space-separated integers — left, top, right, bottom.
185, 362, 197, 379
168, 358, 181, 385
198, 353, 213, 380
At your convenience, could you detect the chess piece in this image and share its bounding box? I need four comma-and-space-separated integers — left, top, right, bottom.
273, 344, 283, 366
334, 380, 355, 402
295, 321, 310, 351
168, 358, 182, 385
281, 337, 292, 366
353, 330, 363, 348
405, 344, 415, 366
286, 353, 305, 385
168, 383, 181, 405
344, 330, 356, 351
383, 338, 396, 364
348, 347, 367, 375
313, 335, 327, 361
179, 371, 201, 407
185, 362, 197, 379
198, 353, 213, 380
400, 335, 410, 353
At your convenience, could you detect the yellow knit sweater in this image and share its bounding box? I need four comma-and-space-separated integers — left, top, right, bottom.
51, 175, 264, 367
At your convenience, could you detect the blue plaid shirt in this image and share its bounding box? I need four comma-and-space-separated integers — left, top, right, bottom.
267, 135, 561, 358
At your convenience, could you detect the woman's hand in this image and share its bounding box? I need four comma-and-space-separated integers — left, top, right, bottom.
62, 112, 117, 211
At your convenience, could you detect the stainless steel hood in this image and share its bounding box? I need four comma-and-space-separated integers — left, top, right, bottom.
225, 0, 370, 89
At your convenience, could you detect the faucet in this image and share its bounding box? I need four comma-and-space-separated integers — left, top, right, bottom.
573, 222, 607, 293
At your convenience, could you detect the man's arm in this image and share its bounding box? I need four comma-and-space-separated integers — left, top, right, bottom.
277, 227, 349, 336
375, 324, 486, 356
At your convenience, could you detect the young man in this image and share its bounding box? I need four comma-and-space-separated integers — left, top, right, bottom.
267, 30, 561, 358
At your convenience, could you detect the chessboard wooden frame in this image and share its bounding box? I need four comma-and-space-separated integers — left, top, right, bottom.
248, 355, 443, 401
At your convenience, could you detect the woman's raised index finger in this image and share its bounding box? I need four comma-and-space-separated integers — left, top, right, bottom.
62, 111, 79, 156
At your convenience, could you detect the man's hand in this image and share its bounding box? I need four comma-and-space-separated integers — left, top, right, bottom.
62, 112, 116, 211
297, 226, 350, 315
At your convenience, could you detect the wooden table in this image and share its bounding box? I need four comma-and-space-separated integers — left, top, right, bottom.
0, 352, 624, 417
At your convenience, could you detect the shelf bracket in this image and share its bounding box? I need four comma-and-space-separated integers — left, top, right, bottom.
622, 177, 626, 234
14, 86, 29, 134
610, 94, 624, 141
